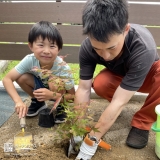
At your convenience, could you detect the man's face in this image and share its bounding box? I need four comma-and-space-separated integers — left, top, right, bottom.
89, 24, 130, 61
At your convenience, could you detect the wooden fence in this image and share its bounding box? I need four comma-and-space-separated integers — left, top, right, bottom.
0, 0, 160, 62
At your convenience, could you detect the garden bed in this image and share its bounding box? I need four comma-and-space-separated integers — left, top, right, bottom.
0, 98, 158, 160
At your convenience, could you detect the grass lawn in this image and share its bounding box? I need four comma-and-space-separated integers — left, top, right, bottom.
0, 61, 105, 85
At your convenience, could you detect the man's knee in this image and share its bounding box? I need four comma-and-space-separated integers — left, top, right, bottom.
92, 70, 122, 100
93, 71, 112, 92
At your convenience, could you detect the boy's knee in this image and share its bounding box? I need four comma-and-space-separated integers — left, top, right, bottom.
48, 76, 65, 93
16, 73, 34, 84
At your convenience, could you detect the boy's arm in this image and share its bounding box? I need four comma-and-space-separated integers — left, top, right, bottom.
33, 85, 75, 102
2, 68, 28, 118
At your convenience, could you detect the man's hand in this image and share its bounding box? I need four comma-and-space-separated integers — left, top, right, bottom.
15, 102, 28, 118
75, 134, 99, 160
76, 141, 98, 159
75, 134, 111, 160
33, 88, 53, 101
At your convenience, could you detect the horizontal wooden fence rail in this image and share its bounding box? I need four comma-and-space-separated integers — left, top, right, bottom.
0, 25, 85, 44
0, 44, 80, 62
1, 2, 160, 24
1, 24, 160, 46
0, 1, 160, 62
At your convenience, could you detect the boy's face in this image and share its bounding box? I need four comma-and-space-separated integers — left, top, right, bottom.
90, 24, 130, 61
28, 36, 60, 69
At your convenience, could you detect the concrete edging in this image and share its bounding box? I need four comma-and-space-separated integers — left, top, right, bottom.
0, 81, 148, 101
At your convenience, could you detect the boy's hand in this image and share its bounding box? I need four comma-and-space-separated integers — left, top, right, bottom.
33, 88, 53, 101
15, 102, 28, 118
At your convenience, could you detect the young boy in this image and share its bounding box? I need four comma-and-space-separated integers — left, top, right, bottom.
2, 21, 75, 124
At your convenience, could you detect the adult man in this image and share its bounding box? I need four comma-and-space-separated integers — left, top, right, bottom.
74, 0, 160, 159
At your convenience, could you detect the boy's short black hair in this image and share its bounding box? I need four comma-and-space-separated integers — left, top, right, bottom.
28, 21, 63, 50
82, 0, 128, 42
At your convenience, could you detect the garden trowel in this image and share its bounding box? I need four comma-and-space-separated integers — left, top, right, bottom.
67, 136, 82, 157
14, 117, 33, 152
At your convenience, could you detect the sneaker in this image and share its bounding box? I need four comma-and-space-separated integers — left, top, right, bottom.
126, 126, 149, 149
55, 105, 67, 124
26, 98, 47, 117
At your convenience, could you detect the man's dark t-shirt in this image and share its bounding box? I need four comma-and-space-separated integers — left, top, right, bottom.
79, 24, 159, 91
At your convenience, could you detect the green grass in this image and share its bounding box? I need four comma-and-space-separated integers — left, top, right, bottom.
0, 61, 105, 85
0, 61, 19, 80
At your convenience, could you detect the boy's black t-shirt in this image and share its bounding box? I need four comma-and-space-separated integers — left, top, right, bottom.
79, 24, 159, 91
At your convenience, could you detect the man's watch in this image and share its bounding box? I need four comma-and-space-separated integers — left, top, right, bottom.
88, 134, 99, 144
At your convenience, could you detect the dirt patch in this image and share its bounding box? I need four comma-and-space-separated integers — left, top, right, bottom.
0, 98, 159, 160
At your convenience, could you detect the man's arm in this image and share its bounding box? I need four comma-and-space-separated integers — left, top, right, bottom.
76, 86, 136, 160
74, 79, 93, 106
2, 68, 28, 118
89, 85, 136, 139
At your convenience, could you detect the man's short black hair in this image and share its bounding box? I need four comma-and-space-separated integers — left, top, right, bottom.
28, 21, 63, 50
82, 0, 128, 42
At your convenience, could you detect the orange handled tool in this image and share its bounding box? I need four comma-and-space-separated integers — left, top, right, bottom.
85, 126, 111, 150
99, 139, 111, 150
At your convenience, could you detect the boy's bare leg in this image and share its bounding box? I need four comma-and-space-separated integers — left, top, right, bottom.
16, 73, 35, 98
48, 77, 75, 102
48, 76, 66, 95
